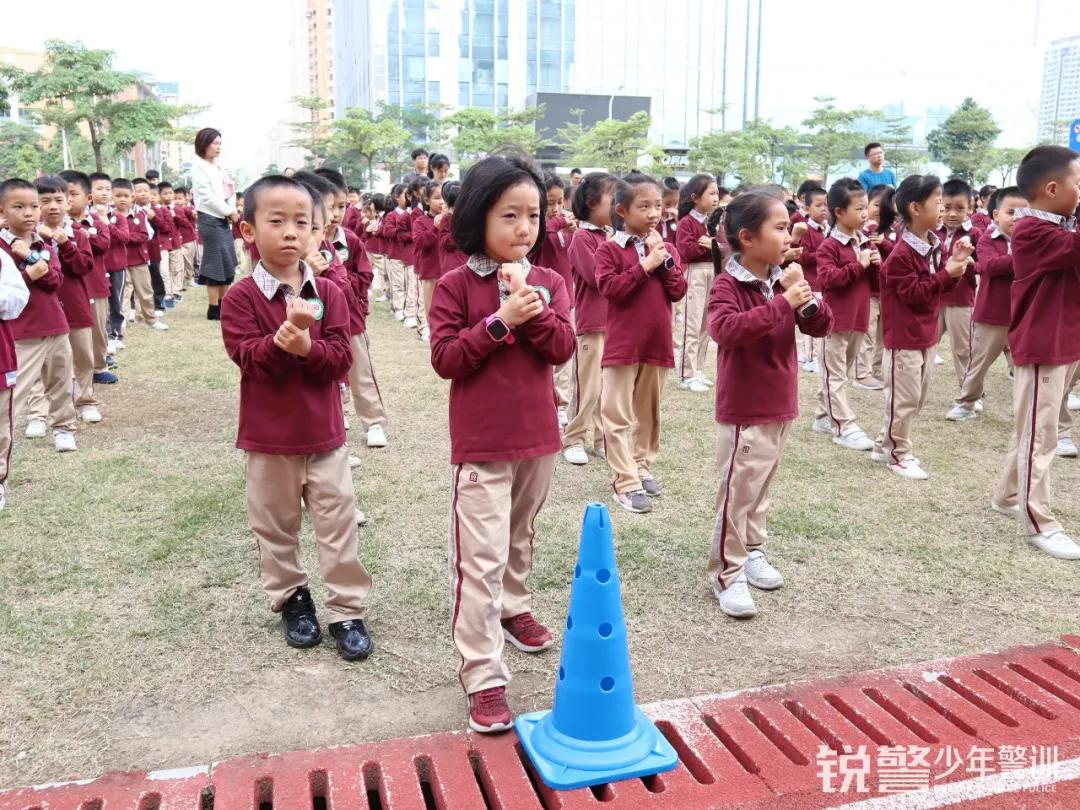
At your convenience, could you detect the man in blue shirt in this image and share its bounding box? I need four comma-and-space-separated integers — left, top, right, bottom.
857, 143, 897, 191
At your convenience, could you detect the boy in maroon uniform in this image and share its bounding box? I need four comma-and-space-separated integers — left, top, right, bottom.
935, 178, 984, 388
992, 146, 1080, 559
0, 229, 30, 511
221, 174, 374, 660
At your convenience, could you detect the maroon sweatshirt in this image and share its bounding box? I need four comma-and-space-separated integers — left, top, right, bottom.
816, 229, 873, 333
594, 233, 687, 367
331, 226, 372, 334
879, 230, 956, 350
795, 219, 829, 291
675, 212, 711, 264
567, 226, 608, 335
971, 209, 992, 231
708, 261, 834, 425
73, 212, 111, 298
343, 204, 362, 234
104, 212, 131, 273
534, 215, 574, 295
377, 209, 405, 263
122, 210, 151, 267
54, 227, 95, 330
657, 215, 678, 243
936, 221, 982, 308
428, 261, 576, 463
220, 272, 353, 455
1008, 211, 1080, 366
437, 213, 467, 276
411, 211, 441, 280
972, 228, 1013, 327
0, 232, 68, 341
173, 205, 197, 244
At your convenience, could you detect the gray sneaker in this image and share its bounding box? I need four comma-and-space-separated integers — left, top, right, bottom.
613, 489, 652, 513
640, 475, 663, 496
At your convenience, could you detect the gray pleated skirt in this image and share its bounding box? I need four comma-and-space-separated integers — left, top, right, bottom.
196, 211, 238, 287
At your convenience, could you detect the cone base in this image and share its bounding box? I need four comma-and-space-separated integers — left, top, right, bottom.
514, 706, 678, 791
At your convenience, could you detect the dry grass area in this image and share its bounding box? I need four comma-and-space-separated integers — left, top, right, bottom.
1, 285, 1078, 789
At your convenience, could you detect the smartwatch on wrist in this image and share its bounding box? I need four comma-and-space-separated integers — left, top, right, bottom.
484, 314, 515, 344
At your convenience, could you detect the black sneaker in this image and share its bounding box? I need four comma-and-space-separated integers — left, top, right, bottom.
640, 475, 663, 496
613, 489, 652, 513
281, 586, 321, 648
328, 619, 373, 661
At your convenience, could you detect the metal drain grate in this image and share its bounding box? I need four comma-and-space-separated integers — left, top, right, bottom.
4, 636, 1080, 810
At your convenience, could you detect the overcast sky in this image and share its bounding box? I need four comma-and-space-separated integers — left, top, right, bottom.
16, 0, 1080, 177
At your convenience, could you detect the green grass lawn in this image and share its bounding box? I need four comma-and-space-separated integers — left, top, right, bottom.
1, 285, 1077, 788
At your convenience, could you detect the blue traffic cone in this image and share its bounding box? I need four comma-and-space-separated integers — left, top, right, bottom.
514, 503, 677, 790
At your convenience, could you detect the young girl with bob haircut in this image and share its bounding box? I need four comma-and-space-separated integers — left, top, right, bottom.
872, 175, 972, 481
853, 184, 896, 388
411, 179, 445, 343
378, 184, 409, 321
811, 178, 878, 452
706, 189, 834, 618
562, 171, 617, 466
427, 155, 576, 734
594, 172, 688, 514
675, 173, 720, 392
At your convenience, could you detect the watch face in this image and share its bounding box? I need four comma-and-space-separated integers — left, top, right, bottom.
487, 318, 510, 340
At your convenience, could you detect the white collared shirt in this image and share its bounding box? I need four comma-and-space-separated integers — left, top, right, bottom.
725, 253, 782, 300
251, 261, 317, 301
1014, 207, 1077, 231
689, 208, 708, 225
902, 229, 943, 271
613, 229, 647, 260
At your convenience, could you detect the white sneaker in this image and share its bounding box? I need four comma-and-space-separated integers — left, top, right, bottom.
945, 403, 977, 421
714, 574, 758, 618
403, 316, 419, 329
802, 360, 819, 374
833, 426, 874, 451
53, 431, 77, 452
355, 508, 367, 526
343, 415, 350, 431
558, 407, 569, 427
991, 501, 1019, 518
563, 445, 589, 465
1028, 530, 1080, 560
366, 424, 388, 448
888, 456, 928, 480
870, 448, 889, 463
0, 483, 5, 511
1069, 393, 1080, 412
154, 309, 165, 318
80, 407, 102, 424
693, 373, 715, 387
24, 419, 47, 439
811, 416, 834, 435
348, 454, 362, 469
149, 321, 168, 331
393, 310, 405, 322
934, 354, 945, 366
420, 327, 430, 344
113, 339, 126, 351
974, 399, 984, 413
107, 339, 119, 354
1056, 438, 1078, 458
680, 378, 710, 393
744, 550, 784, 590
851, 377, 884, 391
126, 312, 136, 323
374, 293, 388, 303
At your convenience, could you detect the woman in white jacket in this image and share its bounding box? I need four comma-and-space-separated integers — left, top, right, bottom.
191, 127, 239, 320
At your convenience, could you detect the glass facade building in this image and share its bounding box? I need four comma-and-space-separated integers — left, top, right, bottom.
1037, 35, 1080, 145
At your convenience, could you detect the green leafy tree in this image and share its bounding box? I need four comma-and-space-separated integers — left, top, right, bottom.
987, 146, 1029, 186
799, 96, 880, 184
8, 40, 200, 172
879, 116, 924, 180
377, 101, 452, 151
446, 106, 549, 167
927, 98, 1001, 184
557, 111, 658, 174
328, 106, 411, 187
40, 130, 96, 173
0, 121, 46, 179
689, 129, 766, 185
288, 95, 334, 166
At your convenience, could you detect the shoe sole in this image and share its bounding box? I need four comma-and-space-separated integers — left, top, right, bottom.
502, 628, 554, 653
563, 454, 589, 465
1027, 538, 1080, 560
1056, 449, 1079, 459
469, 717, 513, 734
612, 495, 651, 514
888, 466, 928, 481
745, 576, 784, 591
832, 438, 873, 451
284, 632, 323, 649
990, 501, 1019, 519
945, 412, 978, 422
713, 593, 758, 618
334, 642, 374, 661
367, 439, 388, 448
851, 382, 883, 391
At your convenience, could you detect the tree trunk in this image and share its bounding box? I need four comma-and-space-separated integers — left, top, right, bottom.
366, 155, 374, 188
87, 120, 103, 172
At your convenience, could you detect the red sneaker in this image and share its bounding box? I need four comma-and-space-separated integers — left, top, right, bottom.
501, 612, 554, 653
468, 686, 513, 733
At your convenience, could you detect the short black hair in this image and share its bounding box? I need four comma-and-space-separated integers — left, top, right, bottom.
888, 174, 942, 225
661, 176, 681, 193
864, 142, 883, 156
429, 153, 450, 171
59, 170, 91, 195
942, 178, 972, 200
131, 177, 150, 189
292, 170, 335, 224
347, 186, 360, 194
88, 171, 111, 184
826, 178, 866, 223
570, 168, 582, 176
194, 127, 221, 158
157, 181, 174, 192
723, 188, 787, 252
314, 167, 348, 193
111, 178, 133, 191
716, 186, 731, 199
243, 174, 314, 225
145, 169, 160, 180
441, 181, 461, 208
988, 186, 1025, 216
796, 179, 825, 202
369, 192, 388, 213
806, 187, 827, 204
1016, 145, 1080, 201
677, 173, 716, 218
571, 171, 616, 223
0, 177, 36, 203
977, 184, 997, 201
35, 175, 67, 196
612, 170, 662, 230
451, 154, 546, 257
543, 171, 565, 192
411, 147, 429, 160
173, 185, 188, 195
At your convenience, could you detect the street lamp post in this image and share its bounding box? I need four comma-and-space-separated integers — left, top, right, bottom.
608, 85, 625, 120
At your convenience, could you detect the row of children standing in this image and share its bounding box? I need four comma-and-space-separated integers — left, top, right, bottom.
0, 171, 204, 511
